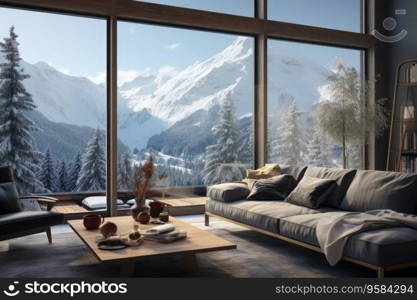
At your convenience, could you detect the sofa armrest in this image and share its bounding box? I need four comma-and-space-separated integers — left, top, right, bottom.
207, 183, 249, 202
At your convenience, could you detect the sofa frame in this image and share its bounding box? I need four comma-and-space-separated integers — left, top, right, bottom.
205, 212, 417, 278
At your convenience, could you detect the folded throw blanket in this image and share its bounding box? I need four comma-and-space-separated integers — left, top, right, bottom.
316, 209, 417, 266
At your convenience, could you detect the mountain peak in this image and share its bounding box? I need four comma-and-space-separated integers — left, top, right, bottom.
216, 36, 253, 62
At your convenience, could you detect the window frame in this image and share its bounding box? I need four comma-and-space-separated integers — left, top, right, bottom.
0, 0, 374, 216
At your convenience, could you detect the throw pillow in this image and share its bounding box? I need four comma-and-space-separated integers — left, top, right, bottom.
246, 174, 296, 201
285, 176, 336, 209
207, 183, 250, 202
245, 164, 281, 180
82, 196, 125, 210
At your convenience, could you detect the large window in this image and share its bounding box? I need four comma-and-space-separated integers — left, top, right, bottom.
268, 0, 363, 33
117, 22, 254, 190
0, 0, 369, 203
135, 0, 253, 17
0, 7, 107, 194
267, 39, 364, 169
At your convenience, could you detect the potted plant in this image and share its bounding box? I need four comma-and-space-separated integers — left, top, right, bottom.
131, 156, 155, 220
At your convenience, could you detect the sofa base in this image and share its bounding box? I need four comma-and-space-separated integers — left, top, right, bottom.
205, 212, 417, 278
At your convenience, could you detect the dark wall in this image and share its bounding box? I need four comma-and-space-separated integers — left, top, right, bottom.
373, 0, 417, 170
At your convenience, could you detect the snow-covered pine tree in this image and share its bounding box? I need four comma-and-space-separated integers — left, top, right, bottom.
56, 160, 69, 192
76, 129, 106, 191
38, 148, 56, 192
0, 26, 43, 194
305, 130, 334, 167
238, 123, 253, 167
118, 152, 133, 190
202, 92, 241, 185
67, 152, 82, 192
272, 99, 306, 166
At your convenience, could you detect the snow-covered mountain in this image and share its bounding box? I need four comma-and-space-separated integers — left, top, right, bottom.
122, 37, 331, 125
0, 37, 332, 151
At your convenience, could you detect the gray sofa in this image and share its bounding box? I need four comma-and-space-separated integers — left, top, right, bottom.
205, 165, 417, 278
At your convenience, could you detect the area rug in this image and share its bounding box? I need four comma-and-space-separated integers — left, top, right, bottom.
1, 215, 416, 278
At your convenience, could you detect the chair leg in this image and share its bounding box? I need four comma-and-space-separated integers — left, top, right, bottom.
205, 214, 210, 226
46, 227, 52, 244
377, 267, 385, 279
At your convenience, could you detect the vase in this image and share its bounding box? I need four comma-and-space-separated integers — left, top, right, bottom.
131, 198, 149, 220
137, 211, 150, 224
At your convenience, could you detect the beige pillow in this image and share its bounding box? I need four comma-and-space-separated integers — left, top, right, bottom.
245, 164, 281, 180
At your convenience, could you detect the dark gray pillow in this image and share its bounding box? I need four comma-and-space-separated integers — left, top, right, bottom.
246, 174, 296, 201
207, 183, 249, 202
285, 176, 336, 209
340, 170, 417, 214
304, 166, 356, 208
0, 182, 21, 214
279, 165, 307, 183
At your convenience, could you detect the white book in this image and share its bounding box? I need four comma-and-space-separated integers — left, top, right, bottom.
141, 224, 176, 236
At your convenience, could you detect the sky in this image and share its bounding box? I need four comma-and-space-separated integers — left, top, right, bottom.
0, 1, 361, 85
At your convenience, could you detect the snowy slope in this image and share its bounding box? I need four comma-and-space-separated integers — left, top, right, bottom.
0, 56, 107, 128
122, 37, 332, 125
0, 37, 333, 151
0, 55, 159, 149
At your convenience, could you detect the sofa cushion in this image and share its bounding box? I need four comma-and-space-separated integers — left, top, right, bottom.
0, 182, 21, 214
280, 212, 348, 245
279, 165, 307, 183
206, 198, 318, 233
341, 170, 417, 214
0, 211, 64, 236
247, 175, 296, 201
304, 166, 356, 208
285, 176, 336, 209
280, 212, 417, 266
207, 183, 250, 203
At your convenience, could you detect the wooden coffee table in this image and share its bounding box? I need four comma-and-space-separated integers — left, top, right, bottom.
68, 216, 236, 276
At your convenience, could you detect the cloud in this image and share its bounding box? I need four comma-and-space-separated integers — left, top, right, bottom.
87, 69, 152, 86
165, 42, 181, 50
155, 66, 177, 86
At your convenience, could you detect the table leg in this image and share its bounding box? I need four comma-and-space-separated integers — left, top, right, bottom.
120, 261, 136, 277
183, 254, 199, 272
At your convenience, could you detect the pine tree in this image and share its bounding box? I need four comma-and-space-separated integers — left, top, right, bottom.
57, 160, 68, 192
271, 99, 306, 166
118, 152, 133, 190
238, 122, 253, 167
39, 148, 56, 192
76, 129, 106, 191
67, 152, 82, 192
305, 130, 334, 167
0, 26, 43, 194
203, 92, 242, 185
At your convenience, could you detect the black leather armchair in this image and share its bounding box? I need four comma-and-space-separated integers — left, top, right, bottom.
0, 166, 64, 243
